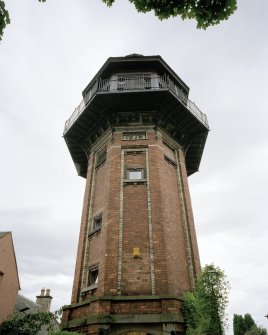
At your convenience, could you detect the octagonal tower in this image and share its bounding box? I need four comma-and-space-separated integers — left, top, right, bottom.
62, 54, 209, 335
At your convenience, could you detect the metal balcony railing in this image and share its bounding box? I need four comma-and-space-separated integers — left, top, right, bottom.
64, 75, 209, 134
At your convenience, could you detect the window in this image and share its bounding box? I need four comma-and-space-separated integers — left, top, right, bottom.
96, 148, 107, 167
81, 266, 99, 296
92, 214, 102, 231
88, 267, 99, 287
163, 140, 175, 157
88, 214, 102, 238
127, 168, 144, 180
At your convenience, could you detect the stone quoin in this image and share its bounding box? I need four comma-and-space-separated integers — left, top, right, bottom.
61, 54, 209, 335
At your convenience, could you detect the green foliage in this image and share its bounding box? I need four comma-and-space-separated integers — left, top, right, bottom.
244, 314, 257, 332
233, 313, 268, 335
102, 0, 237, 29
182, 293, 211, 335
0, 0, 46, 42
0, 0, 237, 41
182, 264, 230, 335
244, 325, 268, 335
234, 314, 246, 335
0, 0, 10, 41
0, 307, 81, 335
0, 312, 53, 335
233, 313, 257, 335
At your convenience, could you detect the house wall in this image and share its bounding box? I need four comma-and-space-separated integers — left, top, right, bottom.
0, 232, 20, 323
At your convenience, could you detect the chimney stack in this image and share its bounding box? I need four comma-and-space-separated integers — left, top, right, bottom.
36, 288, 52, 312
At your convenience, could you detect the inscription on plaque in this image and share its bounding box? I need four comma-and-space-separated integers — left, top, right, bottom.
122, 132, 146, 140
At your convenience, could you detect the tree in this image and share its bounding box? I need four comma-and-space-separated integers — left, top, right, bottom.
0, 311, 81, 335
234, 314, 246, 335
182, 264, 230, 335
0, 0, 10, 41
0, 0, 238, 42
233, 313, 268, 335
0, 0, 46, 42
233, 313, 257, 335
244, 314, 257, 332
244, 325, 268, 335
0, 312, 53, 335
102, 0, 237, 29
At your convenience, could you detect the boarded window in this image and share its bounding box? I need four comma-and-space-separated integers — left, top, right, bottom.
96, 148, 107, 167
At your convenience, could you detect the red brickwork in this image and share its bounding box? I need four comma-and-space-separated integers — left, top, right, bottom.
112, 300, 161, 315
160, 157, 190, 293
64, 298, 183, 320
71, 154, 95, 304
122, 151, 151, 295
177, 149, 201, 275
102, 145, 121, 295
147, 144, 169, 294
65, 128, 201, 334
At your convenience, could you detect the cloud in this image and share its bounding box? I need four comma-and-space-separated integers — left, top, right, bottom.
0, 207, 79, 309
1, 0, 268, 331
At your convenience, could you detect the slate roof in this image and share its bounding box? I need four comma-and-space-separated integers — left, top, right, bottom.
15, 294, 43, 313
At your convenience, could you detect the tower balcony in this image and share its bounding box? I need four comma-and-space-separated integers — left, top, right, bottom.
64, 74, 208, 135
63, 74, 209, 177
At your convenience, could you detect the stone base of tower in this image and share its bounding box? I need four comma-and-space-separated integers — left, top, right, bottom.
61, 295, 185, 335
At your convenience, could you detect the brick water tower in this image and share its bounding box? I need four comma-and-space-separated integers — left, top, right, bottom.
62, 54, 209, 335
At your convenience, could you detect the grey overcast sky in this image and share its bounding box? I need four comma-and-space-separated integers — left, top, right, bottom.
0, 0, 268, 333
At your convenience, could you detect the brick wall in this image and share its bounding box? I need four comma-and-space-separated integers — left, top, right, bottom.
66, 127, 201, 333
121, 150, 151, 295
71, 154, 95, 304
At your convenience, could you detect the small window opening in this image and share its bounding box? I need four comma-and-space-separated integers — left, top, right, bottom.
93, 214, 102, 231
88, 267, 99, 286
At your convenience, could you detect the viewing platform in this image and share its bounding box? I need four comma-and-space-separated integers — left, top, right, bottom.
64, 74, 209, 135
